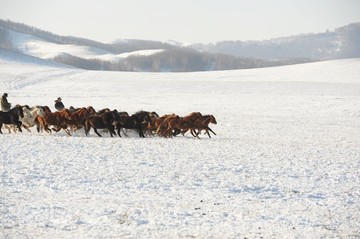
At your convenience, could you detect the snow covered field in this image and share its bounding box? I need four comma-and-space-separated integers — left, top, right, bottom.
1, 50, 360, 238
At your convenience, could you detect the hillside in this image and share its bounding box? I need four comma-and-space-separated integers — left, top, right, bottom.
2, 20, 360, 71
189, 23, 360, 60
0, 19, 315, 72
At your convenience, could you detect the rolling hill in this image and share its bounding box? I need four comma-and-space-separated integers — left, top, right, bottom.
1, 19, 359, 72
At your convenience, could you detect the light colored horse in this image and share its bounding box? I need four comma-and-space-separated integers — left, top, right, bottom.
20, 106, 46, 132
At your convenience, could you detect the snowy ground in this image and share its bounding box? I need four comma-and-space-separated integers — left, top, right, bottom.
1, 51, 360, 238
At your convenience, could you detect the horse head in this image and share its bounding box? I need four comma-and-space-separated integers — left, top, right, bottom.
22, 107, 32, 118
36, 106, 46, 117
210, 115, 217, 124
87, 106, 97, 115
15, 104, 24, 118
149, 111, 159, 119
111, 110, 121, 121
143, 112, 151, 123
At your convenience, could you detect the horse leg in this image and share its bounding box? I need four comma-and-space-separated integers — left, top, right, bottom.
192, 129, 201, 139
138, 128, 145, 138
207, 127, 216, 136
62, 128, 72, 136
36, 120, 42, 133
116, 124, 122, 137
6, 125, 12, 133
23, 125, 31, 133
190, 128, 198, 138
108, 126, 115, 137
93, 128, 102, 137
0, 123, 2, 134
39, 119, 52, 134
202, 129, 211, 138
20, 123, 31, 133
16, 122, 23, 133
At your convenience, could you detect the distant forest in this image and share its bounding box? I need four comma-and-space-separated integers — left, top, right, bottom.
7, 19, 360, 72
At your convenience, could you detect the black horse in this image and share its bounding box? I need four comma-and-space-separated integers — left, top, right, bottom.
0, 105, 24, 134
116, 111, 151, 138
85, 110, 120, 137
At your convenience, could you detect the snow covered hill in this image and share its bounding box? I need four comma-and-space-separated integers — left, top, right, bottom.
1, 52, 360, 238
0, 20, 315, 72
3, 27, 164, 63
190, 23, 360, 60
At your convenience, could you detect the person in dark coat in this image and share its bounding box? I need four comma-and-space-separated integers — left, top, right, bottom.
1, 93, 11, 112
54, 97, 65, 111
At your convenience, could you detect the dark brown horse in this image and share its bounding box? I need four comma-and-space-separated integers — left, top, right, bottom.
85, 110, 120, 137
70, 107, 91, 131
116, 111, 151, 138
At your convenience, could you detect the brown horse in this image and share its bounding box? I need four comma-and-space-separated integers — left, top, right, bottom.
85, 110, 120, 137
179, 112, 217, 138
155, 114, 181, 137
35, 106, 52, 133
191, 114, 217, 138
178, 112, 204, 137
37, 109, 73, 136
163, 116, 191, 137
70, 107, 91, 131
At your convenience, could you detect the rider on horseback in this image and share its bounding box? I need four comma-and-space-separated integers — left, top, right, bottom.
1, 93, 11, 112
54, 97, 65, 111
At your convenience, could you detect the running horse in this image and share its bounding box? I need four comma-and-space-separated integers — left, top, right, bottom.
85, 110, 121, 137
116, 111, 151, 138
0, 105, 24, 134
20, 106, 46, 132
37, 109, 73, 136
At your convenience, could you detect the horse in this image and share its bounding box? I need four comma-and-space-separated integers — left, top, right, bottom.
70, 107, 91, 131
20, 106, 46, 132
178, 112, 205, 137
87, 106, 97, 115
116, 111, 151, 138
155, 114, 180, 137
85, 110, 120, 137
35, 106, 52, 133
0, 105, 24, 134
190, 114, 217, 138
37, 109, 73, 136
147, 113, 175, 136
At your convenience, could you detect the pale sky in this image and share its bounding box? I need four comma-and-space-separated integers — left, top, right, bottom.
1, 0, 360, 43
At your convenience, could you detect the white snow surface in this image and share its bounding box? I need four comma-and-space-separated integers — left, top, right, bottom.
1, 52, 360, 238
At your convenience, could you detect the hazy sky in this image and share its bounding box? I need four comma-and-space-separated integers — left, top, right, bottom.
1, 0, 360, 43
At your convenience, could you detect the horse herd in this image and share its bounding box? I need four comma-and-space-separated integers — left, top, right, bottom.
0, 104, 217, 139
